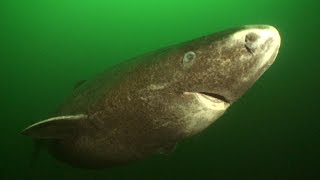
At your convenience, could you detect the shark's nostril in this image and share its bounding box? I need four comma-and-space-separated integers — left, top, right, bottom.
245, 32, 259, 42
245, 32, 260, 54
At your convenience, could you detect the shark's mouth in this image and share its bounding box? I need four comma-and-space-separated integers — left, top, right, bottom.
183, 91, 230, 110
197, 92, 230, 104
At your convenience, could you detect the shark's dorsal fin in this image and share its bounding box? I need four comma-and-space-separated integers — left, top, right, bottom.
21, 114, 88, 139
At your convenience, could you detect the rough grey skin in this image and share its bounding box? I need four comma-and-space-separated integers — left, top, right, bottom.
22, 25, 281, 169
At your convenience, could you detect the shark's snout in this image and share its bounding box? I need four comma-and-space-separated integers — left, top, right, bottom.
244, 25, 281, 67
209, 25, 282, 103
259, 25, 281, 47
230, 25, 281, 70
261, 25, 281, 65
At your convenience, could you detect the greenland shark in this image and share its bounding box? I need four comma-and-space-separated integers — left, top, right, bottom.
21, 25, 281, 169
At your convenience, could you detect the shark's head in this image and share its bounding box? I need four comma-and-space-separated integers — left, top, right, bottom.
176, 25, 281, 104
154, 25, 281, 136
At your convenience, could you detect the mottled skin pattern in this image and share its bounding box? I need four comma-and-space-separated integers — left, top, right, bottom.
22, 25, 281, 168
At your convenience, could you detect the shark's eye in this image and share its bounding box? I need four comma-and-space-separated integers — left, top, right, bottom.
183, 51, 196, 64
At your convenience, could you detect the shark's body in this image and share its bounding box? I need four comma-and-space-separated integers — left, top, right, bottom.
22, 25, 281, 169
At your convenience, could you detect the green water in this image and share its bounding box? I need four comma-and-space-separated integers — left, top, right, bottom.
1, 0, 319, 179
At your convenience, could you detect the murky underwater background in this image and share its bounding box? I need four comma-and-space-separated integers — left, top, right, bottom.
1, 0, 320, 179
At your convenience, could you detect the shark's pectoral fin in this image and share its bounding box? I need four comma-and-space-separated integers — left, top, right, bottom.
21, 114, 88, 139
